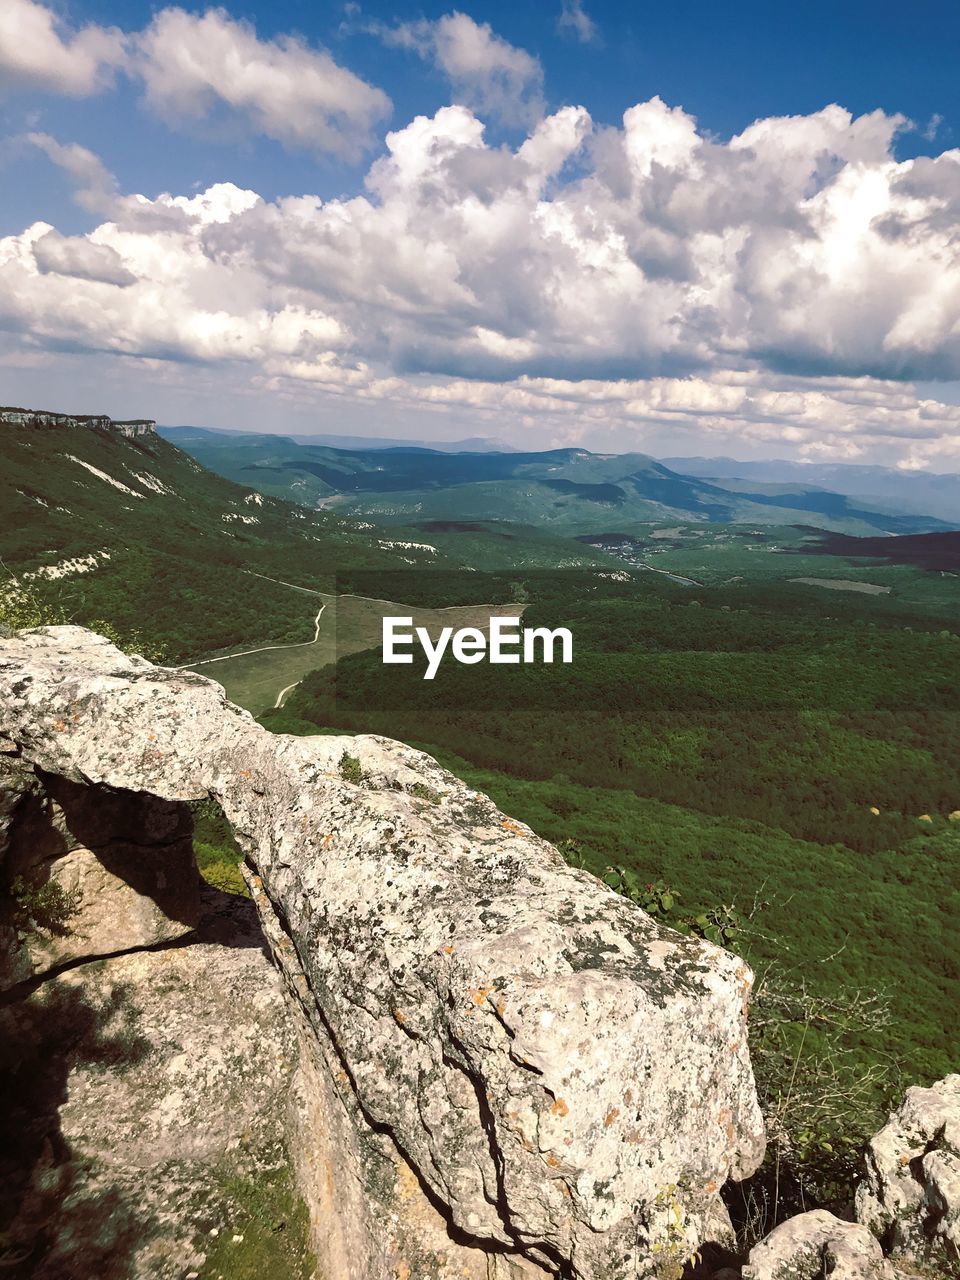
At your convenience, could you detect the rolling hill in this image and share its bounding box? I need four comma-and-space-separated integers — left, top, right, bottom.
0, 414, 611, 664
663, 455, 960, 526
162, 433, 949, 537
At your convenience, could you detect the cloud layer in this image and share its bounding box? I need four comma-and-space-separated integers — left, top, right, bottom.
2, 3, 960, 464
0, 0, 390, 157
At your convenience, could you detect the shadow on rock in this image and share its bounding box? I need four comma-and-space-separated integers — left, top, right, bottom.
0, 981, 151, 1278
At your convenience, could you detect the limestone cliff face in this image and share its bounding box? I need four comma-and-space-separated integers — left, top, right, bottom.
0, 626, 766, 1280
0, 407, 155, 437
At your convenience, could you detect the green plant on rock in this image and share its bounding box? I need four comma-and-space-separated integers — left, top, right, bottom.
409, 781, 443, 805
602, 867, 742, 949
8, 874, 77, 935
338, 751, 364, 785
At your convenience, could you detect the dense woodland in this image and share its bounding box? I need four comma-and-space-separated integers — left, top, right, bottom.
266, 570, 960, 1219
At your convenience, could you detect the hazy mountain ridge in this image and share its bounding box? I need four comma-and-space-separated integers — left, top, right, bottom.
664, 455, 960, 525
0, 414, 613, 661
167, 432, 952, 537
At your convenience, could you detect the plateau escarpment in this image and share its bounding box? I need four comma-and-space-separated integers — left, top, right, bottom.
0, 406, 156, 437
0, 626, 765, 1280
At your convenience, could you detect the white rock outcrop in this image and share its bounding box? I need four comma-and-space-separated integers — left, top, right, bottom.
0, 626, 766, 1280
856, 1074, 960, 1267
744, 1210, 901, 1280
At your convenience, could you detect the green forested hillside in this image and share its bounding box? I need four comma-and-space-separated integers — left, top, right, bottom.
265, 568, 960, 1208
0, 424, 602, 661
164, 432, 948, 537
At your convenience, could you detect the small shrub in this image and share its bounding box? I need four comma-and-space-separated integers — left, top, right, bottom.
338, 752, 364, 785
8, 874, 77, 935
409, 781, 443, 805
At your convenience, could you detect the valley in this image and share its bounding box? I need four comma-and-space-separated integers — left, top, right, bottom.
2, 410, 959, 1229
185, 584, 526, 715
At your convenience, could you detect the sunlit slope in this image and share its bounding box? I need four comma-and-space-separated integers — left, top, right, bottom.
166, 434, 948, 536
0, 422, 444, 662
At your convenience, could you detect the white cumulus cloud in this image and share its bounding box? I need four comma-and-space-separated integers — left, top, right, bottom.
1, 1, 391, 158
134, 7, 392, 158
7, 95, 960, 465
379, 11, 544, 127
0, 0, 126, 96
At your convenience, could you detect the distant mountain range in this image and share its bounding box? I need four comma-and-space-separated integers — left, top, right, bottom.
663, 456, 960, 525
161, 431, 951, 537
160, 425, 515, 453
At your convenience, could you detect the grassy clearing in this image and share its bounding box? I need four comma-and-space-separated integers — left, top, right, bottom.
189, 593, 526, 714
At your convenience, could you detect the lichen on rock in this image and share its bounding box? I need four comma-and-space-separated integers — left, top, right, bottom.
856, 1073, 960, 1270
0, 626, 768, 1279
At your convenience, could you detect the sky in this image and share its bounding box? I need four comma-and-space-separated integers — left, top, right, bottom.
2, 2, 960, 466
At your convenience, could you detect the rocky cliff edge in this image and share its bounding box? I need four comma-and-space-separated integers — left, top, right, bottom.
0, 626, 766, 1279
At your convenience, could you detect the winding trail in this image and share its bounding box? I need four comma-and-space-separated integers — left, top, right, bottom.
274, 680, 302, 709
638, 561, 702, 587
181, 568, 528, 711
180, 601, 327, 670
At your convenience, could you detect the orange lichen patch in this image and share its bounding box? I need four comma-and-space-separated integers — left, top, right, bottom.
337, 1069, 349, 1084
148, 732, 157, 742
545, 1155, 560, 1168
550, 1098, 569, 1118
718, 1106, 735, 1143
53, 718, 66, 732
396, 1162, 421, 1204
468, 985, 494, 1006
393, 1008, 406, 1026
706, 1181, 717, 1194
239, 768, 250, 779
321, 832, 335, 848
442, 943, 455, 955
604, 1107, 620, 1127
500, 819, 525, 835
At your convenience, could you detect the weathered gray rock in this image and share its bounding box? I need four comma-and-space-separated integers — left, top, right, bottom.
0, 888, 313, 1279
0, 626, 766, 1279
856, 1074, 960, 1267
0, 749, 198, 988
744, 1210, 900, 1280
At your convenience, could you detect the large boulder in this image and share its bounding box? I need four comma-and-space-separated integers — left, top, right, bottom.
0, 627, 766, 1280
856, 1074, 960, 1266
744, 1210, 900, 1280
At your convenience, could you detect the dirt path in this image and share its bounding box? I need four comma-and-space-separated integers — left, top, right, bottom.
182, 602, 327, 669
182, 572, 527, 715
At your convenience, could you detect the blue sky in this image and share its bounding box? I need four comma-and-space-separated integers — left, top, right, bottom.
2, 1, 960, 465
5, 0, 958, 233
